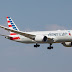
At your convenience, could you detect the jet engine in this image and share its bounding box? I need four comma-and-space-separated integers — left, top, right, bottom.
35, 35, 48, 42
62, 42, 72, 47
43, 36, 48, 42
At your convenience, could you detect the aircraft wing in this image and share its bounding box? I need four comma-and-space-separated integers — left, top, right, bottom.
0, 34, 7, 36
0, 25, 53, 41
0, 25, 36, 40
0, 34, 10, 37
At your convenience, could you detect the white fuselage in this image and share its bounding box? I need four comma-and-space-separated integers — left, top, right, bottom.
9, 30, 72, 44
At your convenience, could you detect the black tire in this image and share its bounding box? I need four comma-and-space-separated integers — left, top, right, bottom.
51, 47, 53, 49
47, 47, 51, 49
34, 45, 37, 47
37, 45, 40, 47
34, 44, 40, 47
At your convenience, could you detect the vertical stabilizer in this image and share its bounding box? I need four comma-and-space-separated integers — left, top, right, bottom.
6, 17, 19, 35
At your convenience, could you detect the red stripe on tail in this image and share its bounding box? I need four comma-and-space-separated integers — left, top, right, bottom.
6, 17, 8, 18
10, 33, 17, 35
8, 25, 12, 27
7, 21, 10, 23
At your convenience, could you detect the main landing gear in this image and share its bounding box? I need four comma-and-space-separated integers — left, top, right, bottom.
47, 43, 53, 49
34, 43, 53, 49
34, 43, 40, 48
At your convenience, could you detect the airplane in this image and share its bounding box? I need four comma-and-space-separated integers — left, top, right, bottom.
0, 17, 72, 49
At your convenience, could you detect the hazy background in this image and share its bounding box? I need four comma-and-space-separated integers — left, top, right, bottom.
0, 0, 72, 72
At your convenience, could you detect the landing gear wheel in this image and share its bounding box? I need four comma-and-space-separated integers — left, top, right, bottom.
51, 47, 53, 49
34, 43, 40, 48
34, 43, 37, 47
47, 47, 52, 49
47, 43, 53, 49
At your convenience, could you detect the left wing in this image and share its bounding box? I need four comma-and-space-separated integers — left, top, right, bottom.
0, 34, 10, 37
0, 25, 35, 40
0, 25, 53, 41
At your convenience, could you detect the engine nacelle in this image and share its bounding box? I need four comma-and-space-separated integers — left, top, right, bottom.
62, 42, 72, 47
43, 36, 48, 42
35, 35, 48, 42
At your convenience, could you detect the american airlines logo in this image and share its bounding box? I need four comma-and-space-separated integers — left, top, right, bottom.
48, 32, 68, 36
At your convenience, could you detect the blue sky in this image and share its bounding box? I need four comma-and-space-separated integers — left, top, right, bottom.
0, 0, 72, 72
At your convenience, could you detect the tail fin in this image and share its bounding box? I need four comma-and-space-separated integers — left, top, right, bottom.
6, 17, 19, 35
